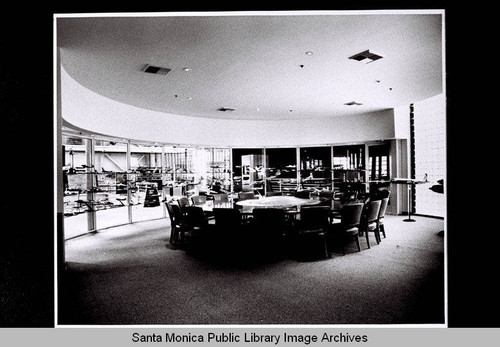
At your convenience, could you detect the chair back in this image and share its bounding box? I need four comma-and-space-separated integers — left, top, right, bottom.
177, 197, 190, 213
294, 190, 311, 199
341, 191, 358, 204
185, 206, 207, 228
378, 197, 389, 220
213, 193, 229, 203
238, 191, 255, 201
191, 195, 206, 206
171, 204, 183, 222
341, 203, 364, 228
365, 200, 382, 223
165, 202, 175, 223
253, 208, 286, 229
213, 208, 242, 229
299, 206, 330, 230
319, 190, 334, 199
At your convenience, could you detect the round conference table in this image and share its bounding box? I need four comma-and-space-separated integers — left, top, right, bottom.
235, 195, 323, 211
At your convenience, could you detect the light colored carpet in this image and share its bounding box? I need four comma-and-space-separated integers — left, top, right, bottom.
59, 215, 445, 325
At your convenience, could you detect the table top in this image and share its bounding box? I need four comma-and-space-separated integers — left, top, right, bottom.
391, 178, 428, 184
235, 196, 323, 209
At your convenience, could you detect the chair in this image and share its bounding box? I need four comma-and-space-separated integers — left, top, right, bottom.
376, 195, 390, 240
327, 203, 364, 255
213, 193, 229, 202
212, 208, 246, 255
177, 197, 190, 215
184, 206, 211, 242
294, 190, 311, 199
212, 193, 230, 207
165, 202, 187, 246
319, 190, 334, 199
238, 191, 255, 201
213, 208, 243, 235
340, 191, 358, 204
359, 200, 382, 248
265, 191, 282, 197
191, 195, 207, 206
318, 190, 334, 208
295, 206, 330, 259
252, 208, 289, 259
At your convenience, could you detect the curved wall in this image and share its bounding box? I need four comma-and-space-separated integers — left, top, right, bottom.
61, 67, 396, 147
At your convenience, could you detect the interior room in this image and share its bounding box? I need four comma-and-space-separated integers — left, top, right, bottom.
55, 10, 446, 326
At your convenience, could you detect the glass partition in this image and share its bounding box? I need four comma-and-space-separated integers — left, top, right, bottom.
332, 144, 367, 200
62, 135, 93, 239
232, 148, 265, 194
299, 146, 332, 190
368, 142, 391, 192
266, 148, 298, 194
93, 140, 131, 229
130, 143, 165, 223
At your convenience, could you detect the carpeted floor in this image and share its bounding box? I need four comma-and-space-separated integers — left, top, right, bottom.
58, 215, 445, 326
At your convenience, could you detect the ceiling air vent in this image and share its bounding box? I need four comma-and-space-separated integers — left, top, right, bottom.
344, 101, 363, 106
217, 107, 236, 112
142, 64, 171, 75
348, 50, 383, 63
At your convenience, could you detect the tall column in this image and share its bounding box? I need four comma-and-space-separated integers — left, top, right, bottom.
55, 46, 65, 272
262, 147, 267, 195
229, 148, 234, 193
330, 146, 334, 191
126, 140, 133, 223
86, 137, 96, 231
296, 147, 301, 190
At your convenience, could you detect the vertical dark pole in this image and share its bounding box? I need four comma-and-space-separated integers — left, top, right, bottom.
409, 103, 416, 213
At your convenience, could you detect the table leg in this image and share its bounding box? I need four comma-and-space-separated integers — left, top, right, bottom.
403, 183, 416, 222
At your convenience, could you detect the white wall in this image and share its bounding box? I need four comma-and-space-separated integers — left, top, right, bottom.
413, 93, 446, 217
61, 67, 396, 148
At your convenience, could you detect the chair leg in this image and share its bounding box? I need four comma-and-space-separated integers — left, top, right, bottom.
170, 227, 178, 246
322, 235, 330, 258
380, 225, 386, 238
365, 229, 370, 248
355, 235, 361, 252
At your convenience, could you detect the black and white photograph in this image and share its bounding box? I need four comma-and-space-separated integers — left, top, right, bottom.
55, 10, 446, 326
3, 4, 499, 346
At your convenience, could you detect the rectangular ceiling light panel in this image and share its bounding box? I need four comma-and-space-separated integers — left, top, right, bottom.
143, 64, 171, 75
349, 50, 383, 63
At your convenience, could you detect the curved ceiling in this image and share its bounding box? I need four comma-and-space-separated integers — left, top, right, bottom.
57, 11, 443, 121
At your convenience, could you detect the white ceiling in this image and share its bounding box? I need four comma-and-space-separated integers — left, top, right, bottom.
57, 11, 443, 121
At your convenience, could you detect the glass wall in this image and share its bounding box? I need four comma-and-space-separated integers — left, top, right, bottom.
332, 145, 367, 200
232, 148, 265, 194
93, 140, 131, 229
130, 143, 165, 223
62, 135, 94, 239
62, 130, 409, 239
299, 146, 332, 190
266, 148, 298, 194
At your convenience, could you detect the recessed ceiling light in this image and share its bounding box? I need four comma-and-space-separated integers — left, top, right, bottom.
305, 51, 313, 55
344, 101, 363, 106
183, 68, 191, 72
349, 50, 383, 64
142, 64, 171, 75
186, 97, 192, 100
217, 107, 236, 112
